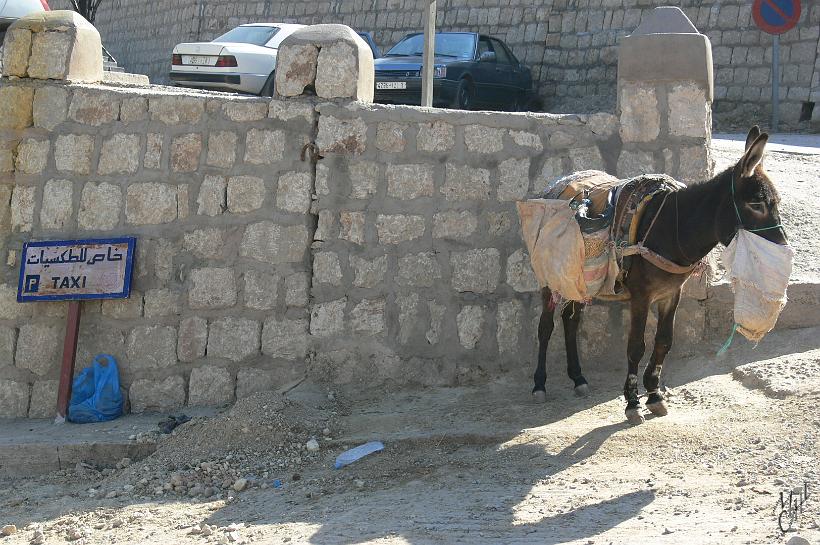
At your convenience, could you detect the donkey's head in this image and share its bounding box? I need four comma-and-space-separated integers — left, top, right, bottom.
722, 126, 788, 246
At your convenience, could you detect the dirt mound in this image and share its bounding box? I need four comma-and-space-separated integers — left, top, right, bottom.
100, 391, 339, 500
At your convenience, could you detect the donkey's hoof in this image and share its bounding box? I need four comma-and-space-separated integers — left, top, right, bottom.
625, 408, 645, 425
646, 400, 668, 416
532, 390, 547, 404
573, 383, 589, 397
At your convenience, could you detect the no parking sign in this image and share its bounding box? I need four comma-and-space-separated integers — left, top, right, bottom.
752, 0, 801, 35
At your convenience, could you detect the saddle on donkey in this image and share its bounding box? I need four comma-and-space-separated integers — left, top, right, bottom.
516, 170, 689, 303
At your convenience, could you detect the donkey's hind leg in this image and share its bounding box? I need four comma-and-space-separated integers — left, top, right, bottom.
643, 290, 681, 417
533, 287, 556, 403
561, 301, 589, 397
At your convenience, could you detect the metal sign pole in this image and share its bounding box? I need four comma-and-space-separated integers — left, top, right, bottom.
771, 34, 779, 133
55, 300, 82, 423
421, 0, 436, 107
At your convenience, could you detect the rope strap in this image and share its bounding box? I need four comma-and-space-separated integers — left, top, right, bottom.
716, 322, 739, 356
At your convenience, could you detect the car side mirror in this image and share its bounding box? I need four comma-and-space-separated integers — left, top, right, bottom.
479, 51, 496, 62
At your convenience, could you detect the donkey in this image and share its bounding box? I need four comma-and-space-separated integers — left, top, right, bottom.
533, 126, 788, 424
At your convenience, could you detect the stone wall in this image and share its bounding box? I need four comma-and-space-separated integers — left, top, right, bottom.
0, 14, 713, 418
52, 0, 820, 130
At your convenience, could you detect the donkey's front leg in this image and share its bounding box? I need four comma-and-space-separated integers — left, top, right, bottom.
624, 297, 650, 424
533, 287, 555, 403
643, 291, 681, 417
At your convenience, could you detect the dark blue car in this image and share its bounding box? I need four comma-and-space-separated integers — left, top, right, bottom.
374, 32, 534, 110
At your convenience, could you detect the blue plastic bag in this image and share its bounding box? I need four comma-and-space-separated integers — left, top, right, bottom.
68, 354, 124, 423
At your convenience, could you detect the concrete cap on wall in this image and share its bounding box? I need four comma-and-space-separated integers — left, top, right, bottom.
1, 10, 103, 83
618, 7, 713, 102
274, 24, 374, 103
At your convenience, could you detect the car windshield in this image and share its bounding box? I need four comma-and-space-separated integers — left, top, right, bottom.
213, 26, 279, 46
385, 33, 475, 58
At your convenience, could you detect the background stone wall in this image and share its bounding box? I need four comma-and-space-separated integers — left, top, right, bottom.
52, 0, 820, 130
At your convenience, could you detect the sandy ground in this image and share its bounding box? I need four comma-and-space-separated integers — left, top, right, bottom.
0, 137, 818, 545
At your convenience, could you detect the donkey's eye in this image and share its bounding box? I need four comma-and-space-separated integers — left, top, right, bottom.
749, 202, 766, 212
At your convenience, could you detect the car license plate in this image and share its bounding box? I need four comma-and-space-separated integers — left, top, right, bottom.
187, 55, 211, 66
376, 81, 407, 90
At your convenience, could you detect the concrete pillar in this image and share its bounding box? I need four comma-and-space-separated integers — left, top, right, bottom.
274, 24, 374, 103
617, 6, 714, 183
1, 10, 103, 83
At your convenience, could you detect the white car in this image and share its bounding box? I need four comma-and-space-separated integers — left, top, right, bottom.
170, 23, 304, 96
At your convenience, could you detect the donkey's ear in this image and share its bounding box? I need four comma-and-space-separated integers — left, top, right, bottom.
739, 132, 768, 177
745, 126, 761, 151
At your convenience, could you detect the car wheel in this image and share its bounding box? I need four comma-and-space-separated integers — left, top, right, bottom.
453, 79, 474, 110
260, 73, 275, 97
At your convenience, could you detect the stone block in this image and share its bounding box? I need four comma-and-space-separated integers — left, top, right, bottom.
120, 96, 147, 123
617, 150, 656, 178
313, 251, 343, 286
177, 316, 207, 363
262, 317, 308, 360
451, 248, 501, 293
130, 376, 186, 413
0, 86, 34, 129
197, 175, 227, 216
68, 89, 119, 126
397, 252, 442, 287
15, 324, 62, 376
376, 214, 425, 244
244, 128, 285, 165
285, 273, 309, 307
441, 164, 491, 201
15, 139, 49, 174
396, 293, 419, 344
679, 145, 713, 183
78, 182, 121, 230
240, 222, 309, 264
244, 270, 279, 310
588, 112, 618, 137
510, 130, 543, 151
457, 305, 485, 349
569, 147, 605, 171
0, 284, 31, 320
275, 43, 319, 97
340, 211, 365, 244
55, 134, 93, 174
10, 11, 103, 82
310, 298, 346, 336
0, 326, 16, 367
227, 175, 265, 213
235, 368, 277, 398
0, 380, 29, 418
387, 164, 434, 199
351, 255, 387, 288
144, 133, 163, 169
170, 133, 202, 172
417, 121, 455, 152
177, 184, 189, 220
276, 172, 311, 213
10, 185, 35, 232
2, 28, 31, 77
40, 179, 73, 229
497, 157, 530, 201
350, 298, 386, 335
426, 300, 446, 345
222, 102, 267, 122
376, 121, 407, 152
207, 317, 260, 362
464, 125, 504, 153
98, 133, 140, 175
149, 95, 204, 124
143, 289, 181, 318
206, 131, 237, 168
349, 161, 379, 199
101, 291, 143, 319
189, 365, 235, 407
269, 99, 314, 122
540, 156, 565, 183
189, 268, 236, 309
433, 211, 477, 239
619, 83, 660, 143
497, 300, 523, 354
126, 325, 177, 369
506, 249, 539, 292
183, 227, 224, 259
28, 380, 58, 418
315, 163, 330, 195
668, 82, 711, 138
126, 183, 177, 225
316, 115, 367, 154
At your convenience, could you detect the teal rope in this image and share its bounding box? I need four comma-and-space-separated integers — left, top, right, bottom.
716, 322, 739, 356
730, 172, 783, 234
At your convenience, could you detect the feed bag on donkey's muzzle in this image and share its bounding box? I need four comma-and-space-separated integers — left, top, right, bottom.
722, 229, 794, 343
